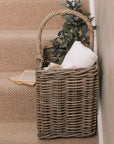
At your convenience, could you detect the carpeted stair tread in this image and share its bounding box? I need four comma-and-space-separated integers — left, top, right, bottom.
0, 72, 37, 121
0, 0, 89, 30
0, 0, 64, 30
0, 30, 58, 71
0, 122, 98, 144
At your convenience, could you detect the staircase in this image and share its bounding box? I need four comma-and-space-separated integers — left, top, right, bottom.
0, 0, 97, 143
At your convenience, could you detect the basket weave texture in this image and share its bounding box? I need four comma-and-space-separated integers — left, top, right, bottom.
36, 10, 99, 139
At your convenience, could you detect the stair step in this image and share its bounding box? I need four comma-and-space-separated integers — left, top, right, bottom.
0, 30, 58, 71
0, 0, 89, 30
0, 72, 37, 121
0, 0, 65, 30
0, 122, 97, 144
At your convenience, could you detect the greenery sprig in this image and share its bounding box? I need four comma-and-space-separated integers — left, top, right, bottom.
47, 0, 96, 64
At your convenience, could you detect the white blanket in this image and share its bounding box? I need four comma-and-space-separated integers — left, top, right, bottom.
61, 41, 98, 68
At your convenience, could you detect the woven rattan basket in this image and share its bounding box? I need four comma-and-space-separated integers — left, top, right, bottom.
36, 10, 99, 139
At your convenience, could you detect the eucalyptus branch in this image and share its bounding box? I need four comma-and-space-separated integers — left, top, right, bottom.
48, 0, 96, 64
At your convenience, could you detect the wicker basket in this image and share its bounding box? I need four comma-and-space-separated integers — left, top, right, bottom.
36, 10, 99, 139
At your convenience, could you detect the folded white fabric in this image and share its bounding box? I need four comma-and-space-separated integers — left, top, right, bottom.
61, 41, 98, 68
43, 63, 64, 71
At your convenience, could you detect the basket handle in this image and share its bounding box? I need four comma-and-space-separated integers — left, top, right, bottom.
36, 9, 94, 65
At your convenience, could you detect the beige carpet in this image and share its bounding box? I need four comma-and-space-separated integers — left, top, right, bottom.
0, 30, 58, 72
0, 0, 89, 30
0, 122, 98, 144
0, 72, 37, 121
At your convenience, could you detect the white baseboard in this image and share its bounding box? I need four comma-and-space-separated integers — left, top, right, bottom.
89, 0, 104, 144
98, 101, 104, 144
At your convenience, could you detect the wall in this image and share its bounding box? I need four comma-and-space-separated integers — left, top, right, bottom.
94, 0, 114, 144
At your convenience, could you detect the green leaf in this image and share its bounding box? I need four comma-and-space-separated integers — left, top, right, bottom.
50, 37, 58, 43
61, 42, 66, 48
61, 40, 69, 48
74, 32, 78, 38
78, 9, 83, 13
60, 3, 66, 7
84, 12, 91, 17
67, 30, 73, 39
73, 27, 78, 34
58, 55, 65, 64
74, 36, 78, 41
62, 14, 73, 21
90, 17, 94, 22
81, 25, 88, 35
63, 23, 68, 32
50, 39, 55, 43
93, 25, 97, 30
78, 3, 84, 8
45, 59, 51, 63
